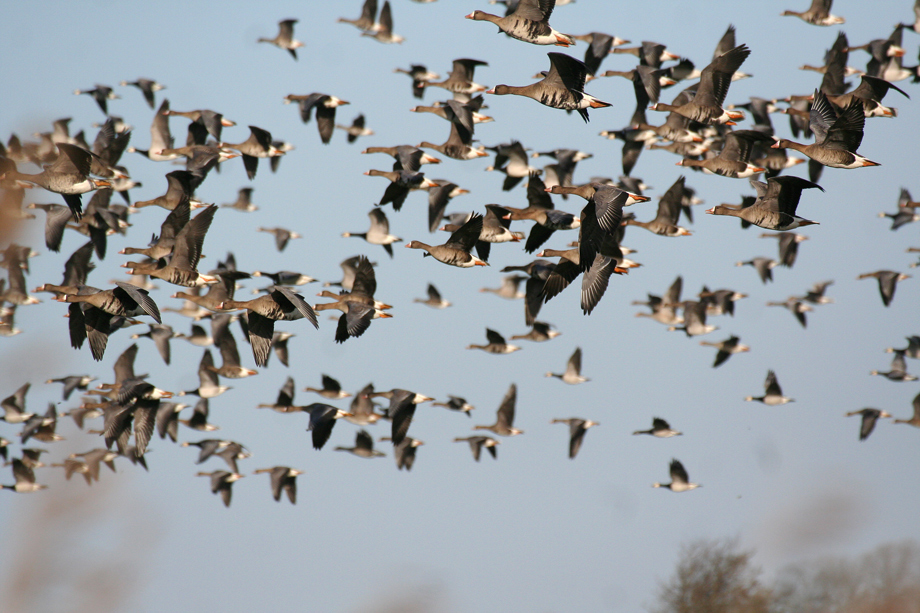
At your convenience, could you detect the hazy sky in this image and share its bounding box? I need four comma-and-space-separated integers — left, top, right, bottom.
1, 1, 918, 612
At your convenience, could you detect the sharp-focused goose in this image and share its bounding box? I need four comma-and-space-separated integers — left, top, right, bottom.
706, 176, 823, 230
551, 418, 599, 459
633, 417, 682, 438
473, 384, 523, 436
782, 0, 845, 26
406, 213, 488, 267
845, 408, 891, 440
466, 0, 574, 46
546, 347, 588, 384
253, 466, 302, 504
746, 370, 794, 405
857, 270, 911, 307
652, 459, 701, 492
771, 90, 878, 168
467, 328, 521, 354
651, 45, 749, 125
677, 130, 771, 178
257, 19, 304, 59
487, 53, 610, 122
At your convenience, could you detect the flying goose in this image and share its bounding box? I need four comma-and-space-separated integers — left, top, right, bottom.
652, 459, 701, 492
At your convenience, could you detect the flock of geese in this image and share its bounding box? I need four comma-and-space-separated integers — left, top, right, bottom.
2, 0, 920, 509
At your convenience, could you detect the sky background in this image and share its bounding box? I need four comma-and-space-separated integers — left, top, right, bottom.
1, 1, 919, 611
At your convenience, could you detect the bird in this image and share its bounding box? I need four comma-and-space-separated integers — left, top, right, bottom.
303, 404, 353, 450
467, 328, 521, 354
893, 392, 920, 428
432, 396, 475, 417
510, 321, 561, 342
413, 283, 451, 308
196, 470, 243, 507
257, 227, 302, 253
366, 389, 433, 446
676, 130, 771, 178
652, 459, 701, 492
46, 374, 96, 400
314, 256, 392, 343
388, 437, 424, 471
342, 209, 402, 257
257, 19, 304, 59
487, 53, 610, 122
633, 418, 682, 438
1, 459, 48, 493
626, 176, 692, 236
667, 301, 717, 337
219, 126, 284, 180
73, 84, 119, 114
782, 0, 845, 26
771, 91, 879, 169
473, 384, 523, 436
335, 114, 374, 143
130, 323, 174, 365
364, 169, 438, 211
870, 350, 917, 381
545, 347, 589, 384
766, 297, 813, 328
2, 383, 33, 424
856, 270, 911, 307
361, 1, 403, 43
180, 349, 232, 398
253, 466, 302, 504
454, 436, 500, 461
338, 0, 378, 32
120, 78, 165, 109
736, 257, 778, 284
699, 336, 750, 367
466, 0, 575, 46
551, 418, 599, 459
406, 213, 488, 267
761, 232, 809, 267
651, 45, 750, 125
426, 59, 489, 101
886, 336, 920, 360
304, 375, 352, 400
335, 430, 385, 458
283, 93, 350, 145
845, 408, 891, 440
746, 370, 794, 405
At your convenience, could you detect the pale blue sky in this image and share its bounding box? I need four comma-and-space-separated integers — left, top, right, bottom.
1, 1, 918, 611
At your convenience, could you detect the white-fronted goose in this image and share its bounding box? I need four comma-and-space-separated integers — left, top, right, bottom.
343, 209, 402, 257
362, 145, 441, 171
119, 78, 165, 109
361, 1, 403, 43
432, 396, 474, 417
454, 435, 499, 461
336, 114, 374, 143
1, 383, 33, 424
406, 213, 488, 267
706, 176, 823, 230
771, 91, 879, 168
651, 45, 750, 125
414, 283, 451, 308
546, 347, 588, 384
473, 384, 522, 436
257, 377, 298, 413
466, 0, 574, 47
367, 389, 432, 446
73, 84, 119, 114
551, 418, 599, 459
365, 169, 438, 211
130, 323, 174, 365
196, 470, 243, 507
467, 328, 521, 354
677, 130, 771, 178
219, 126, 284, 180
611, 41, 680, 69
736, 257, 777, 284
339, 0, 377, 32
335, 430, 385, 458
1, 459, 48, 493
426, 59, 489, 100
845, 408, 891, 440
870, 350, 917, 381
510, 321, 561, 342
633, 417, 682, 438
258, 19, 304, 59
303, 404, 352, 450
396, 64, 440, 99
652, 459, 700, 492
179, 398, 219, 432
155, 402, 188, 442
886, 336, 920, 360
253, 466, 302, 504
699, 335, 750, 367
480, 274, 528, 299
384, 437, 424, 471
573, 32, 629, 77
484, 140, 540, 191
626, 175, 692, 236
488, 53, 610, 122
314, 256, 391, 343
46, 374, 95, 401
761, 231, 809, 267
124, 205, 218, 287
746, 370, 794, 405
283, 94, 350, 144
257, 226, 302, 252
305, 375, 352, 400
893, 392, 920, 428
782, 0, 845, 26
222, 187, 257, 212
668, 301, 716, 337
857, 270, 911, 307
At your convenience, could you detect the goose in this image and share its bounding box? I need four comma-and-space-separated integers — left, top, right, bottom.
367, 389, 432, 446
69, 448, 119, 482
417, 102, 490, 161
761, 232, 808, 267
131, 170, 194, 212
361, 1, 403, 43
123, 205, 218, 287
56, 282, 161, 323
257, 19, 304, 59
119, 78, 165, 109
886, 336, 920, 360
303, 404, 353, 450
253, 466, 302, 504
361, 145, 441, 171
338, 0, 377, 32
467, 328, 521, 354
652, 459, 701, 492
0, 459, 47, 493
706, 176, 823, 230
746, 370, 794, 405
676, 130, 771, 178
406, 213, 488, 267
314, 256, 391, 343
551, 418, 599, 459
283, 93, 350, 144
546, 347, 588, 384
257, 377, 298, 413
611, 41, 681, 69
426, 59, 489, 100
454, 436, 499, 461
342, 209, 402, 257
335, 430, 385, 458
668, 301, 717, 337
782, 0, 845, 26
488, 53, 610, 122
826, 75, 909, 119
845, 408, 891, 440
305, 375, 352, 400
345, 383, 385, 426
879, 207, 920, 230
1, 383, 33, 424
510, 321, 561, 342
480, 274, 528, 299
219, 126, 284, 180
387, 437, 424, 471
257, 226, 302, 252
466, 0, 573, 46
46, 374, 95, 401
179, 398, 219, 432
432, 396, 475, 417
766, 297, 813, 328
160, 107, 236, 142
221, 187, 257, 212
856, 270, 910, 307
573, 32, 630, 77
1, 143, 110, 219
699, 335, 750, 367
155, 402, 189, 442
698, 287, 746, 317
26, 202, 72, 252
473, 384, 523, 436
870, 350, 917, 381
771, 91, 879, 169
196, 470, 243, 507
130, 323, 175, 365
365, 169, 438, 211
413, 283, 451, 308
650, 45, 750, 125
893, 392, 920, 428
411, 100, 493, 125
484, 140, 540, 191
217, 286, 318, 367
736, 257, 778, 284
626, 175, 692, 236
73, 84, 119, 114
183, 439, 250, 473
335, 114, 374, 143
438, 205, 523, 262
395, 64, 440, 99
251, 270, 317, 287
633, 276, 684, 326
633, 418, 682, 437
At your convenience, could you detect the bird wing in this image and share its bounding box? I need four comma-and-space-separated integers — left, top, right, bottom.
670, 459, 690, 484
114, 282, 161, 323
496, 383, 517, 428
695, 45, 749, 107
445, 213, 484, 252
